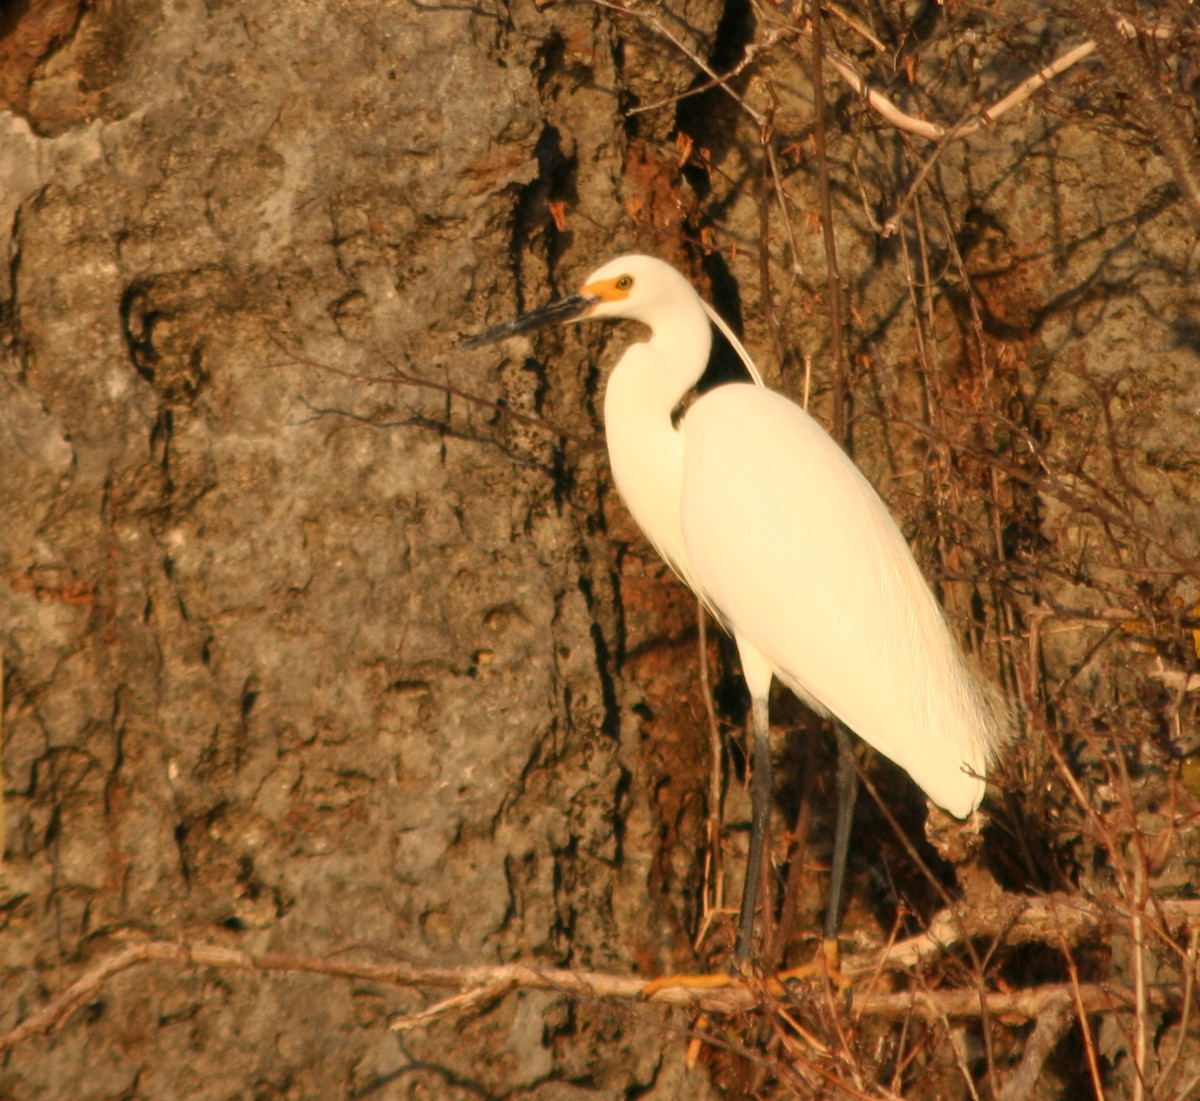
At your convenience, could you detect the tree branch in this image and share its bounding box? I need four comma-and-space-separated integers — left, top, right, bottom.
6, 896, 1199, 1053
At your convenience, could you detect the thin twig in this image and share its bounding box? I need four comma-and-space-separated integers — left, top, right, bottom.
0, 643, 5, 864
1156, 927, 1200, 1094
270, 334, 600, 450
587, 0, 767, 128
389, 980, 516, 1031
1053, 899, 1107, 1100
1066, 2, 1200, 224
809, 4, 847, 443
1130, 852, 1150, 1101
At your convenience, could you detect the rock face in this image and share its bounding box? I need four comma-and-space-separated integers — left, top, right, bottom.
1, 2, 1197, 1098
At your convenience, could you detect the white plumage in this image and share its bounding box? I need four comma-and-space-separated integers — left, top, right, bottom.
466, 253, 1005, 960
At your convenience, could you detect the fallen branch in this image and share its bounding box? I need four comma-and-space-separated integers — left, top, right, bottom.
4, 911, 1197, 1054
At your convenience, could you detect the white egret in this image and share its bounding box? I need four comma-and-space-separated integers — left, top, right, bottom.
464, 255, 1005, 965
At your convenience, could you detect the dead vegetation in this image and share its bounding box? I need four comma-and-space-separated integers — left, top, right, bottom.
602, 2, 1200, 1096
3, 1, 1200, 1098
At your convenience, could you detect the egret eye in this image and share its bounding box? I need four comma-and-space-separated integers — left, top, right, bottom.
615, 275, 634, 291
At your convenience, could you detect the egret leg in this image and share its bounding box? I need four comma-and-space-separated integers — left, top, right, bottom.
822, 723, 859, 954
735, 693, 773, 965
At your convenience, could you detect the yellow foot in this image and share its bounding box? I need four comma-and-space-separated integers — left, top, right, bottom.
776, 938, 851, 989
641, 941, 850, 999
640, 971, 739, 999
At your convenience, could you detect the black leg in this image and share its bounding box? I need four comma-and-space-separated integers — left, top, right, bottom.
735, 694, 773, 965
822, 722, 859, 943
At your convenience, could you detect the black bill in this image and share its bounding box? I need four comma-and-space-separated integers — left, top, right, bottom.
462, 292, 597, 350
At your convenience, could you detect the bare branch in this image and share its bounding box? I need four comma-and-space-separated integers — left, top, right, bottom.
7, 902, 1200, 1053
796, 27, 1097, 143
863, 894, 1200, 976
996, 999, 1075, 1101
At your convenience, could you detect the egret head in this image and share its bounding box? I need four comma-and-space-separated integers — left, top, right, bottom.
575, 254, 697, 326
462, 254, 691, 349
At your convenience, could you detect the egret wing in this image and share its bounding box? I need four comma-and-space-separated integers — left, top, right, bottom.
680, 384, 996, 817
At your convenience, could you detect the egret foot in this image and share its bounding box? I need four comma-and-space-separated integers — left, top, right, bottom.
642, 948, 849, 1000
776, 937, 851, 990
640, 971, 740, 999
